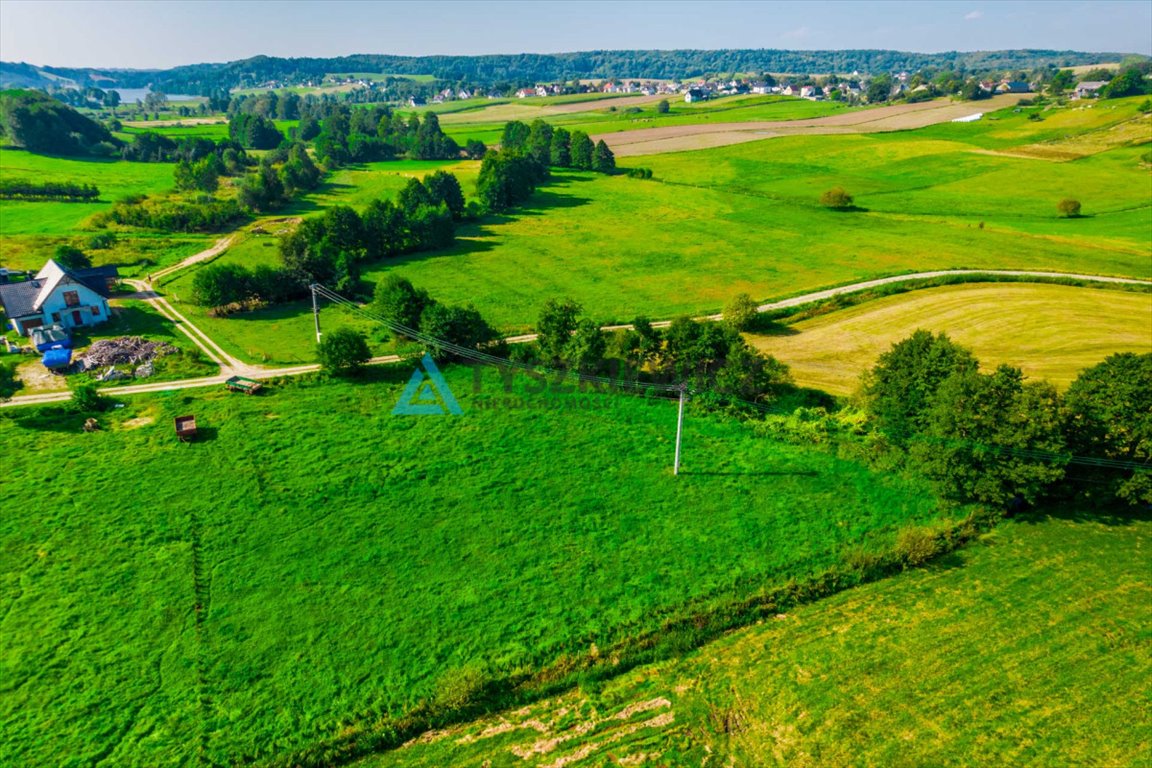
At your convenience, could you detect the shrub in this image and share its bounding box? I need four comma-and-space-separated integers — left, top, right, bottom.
0, 361, 19, 402
317, 327, 371, 376
1057, 198, 1081, 218
820, 187, 854, 209
53, 244, 91, 270
895, 526, 940, 567
71, 383, 108, 413
431, 665, 488, 714
723, 293, 759, 331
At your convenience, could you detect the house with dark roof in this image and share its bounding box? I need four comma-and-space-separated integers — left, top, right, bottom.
0, 259, 118, 336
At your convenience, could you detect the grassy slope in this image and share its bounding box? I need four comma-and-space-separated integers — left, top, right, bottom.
0, 366, 953, 766
157, 99, 1151, 364
748, 283, 1152, 394
0, 149, 212, 274
365, 510, 1152, 768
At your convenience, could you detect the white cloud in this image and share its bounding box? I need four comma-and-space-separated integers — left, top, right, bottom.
782, 25, 810, 40
964, 9, 983, 20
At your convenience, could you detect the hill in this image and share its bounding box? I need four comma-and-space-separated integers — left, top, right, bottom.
2, 48, 1140, 92
0, 88, 119, 155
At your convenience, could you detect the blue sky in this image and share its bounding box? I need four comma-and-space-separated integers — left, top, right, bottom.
1, 0, 1148, 69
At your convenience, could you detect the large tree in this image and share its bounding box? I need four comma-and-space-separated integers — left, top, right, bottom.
536, 297, 583, 362
862, 330, 979, 443
1063, 352, 1152, 505
317, 327, 371, 376
911, 365, 1066, 506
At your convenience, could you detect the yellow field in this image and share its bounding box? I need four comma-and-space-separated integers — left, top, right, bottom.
748, 283, 1152, 394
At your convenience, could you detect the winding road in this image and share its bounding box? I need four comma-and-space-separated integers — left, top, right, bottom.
4, 268, 1147, 409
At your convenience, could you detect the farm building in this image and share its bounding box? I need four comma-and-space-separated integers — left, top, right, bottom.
1074, 81, 1107, 99
0, 259, 118, 336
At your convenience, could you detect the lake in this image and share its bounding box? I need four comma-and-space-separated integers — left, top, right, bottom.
111, 88, 201, 103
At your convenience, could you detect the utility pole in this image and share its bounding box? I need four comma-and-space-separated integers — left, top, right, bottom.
674, 383, 686, 476
311, 284, 322, 342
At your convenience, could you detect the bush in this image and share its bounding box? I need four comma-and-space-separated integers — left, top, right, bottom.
1057, 198, 1081, 218
0, 361, 19, 402
723, 293, 759, 331
71, 383, 108, 413
317, 327, 371, 376
895, 526, 940, 567
820, 187, 854, 209
53, 244, 91, 270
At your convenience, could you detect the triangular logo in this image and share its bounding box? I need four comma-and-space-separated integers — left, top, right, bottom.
392, 353, 463, 416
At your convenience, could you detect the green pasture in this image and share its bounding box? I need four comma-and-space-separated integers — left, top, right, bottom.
371, 509, 1152, 767
0, 365, 951, 765
159, 97, 1151, 361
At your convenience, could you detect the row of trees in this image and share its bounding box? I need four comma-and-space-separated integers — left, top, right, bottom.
0, 178, 99, 201
310, 108, 460, 167
228, 113, 284, 149
861, 331, 1150, 507
190, 171, 466, 307
501, 119, 616, 173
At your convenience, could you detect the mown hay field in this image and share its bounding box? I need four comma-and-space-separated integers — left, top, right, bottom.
748, 283, 1152, 394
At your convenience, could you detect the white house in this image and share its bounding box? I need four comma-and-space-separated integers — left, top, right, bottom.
0, 260, 118, 336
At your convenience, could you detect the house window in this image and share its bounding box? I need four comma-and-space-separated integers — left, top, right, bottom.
63, 290, 79, 307
91, 306, 101, 316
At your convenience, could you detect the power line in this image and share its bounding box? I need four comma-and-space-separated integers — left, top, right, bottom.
312, 283, 1151, 476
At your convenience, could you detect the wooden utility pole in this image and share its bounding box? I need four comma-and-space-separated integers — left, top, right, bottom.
311, 284, 322, 342
674, 383, 686, 475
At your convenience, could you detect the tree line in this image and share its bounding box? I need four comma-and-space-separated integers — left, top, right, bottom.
0, 178, 99, 201
190, 170, 465, 308
116, 50, 1138, 94
841, 331, 1149, 509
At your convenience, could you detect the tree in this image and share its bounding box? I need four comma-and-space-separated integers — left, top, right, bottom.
549, 127, 571, 167
71, 382, 109, 413
819, 187, 854, 209
527, 119, 553, 166
53, 244, 91, 270
174, 156, 219, 193
536, 298, 582, 362
562, 318, 607, 373
865, 74, 893, 103
1057, 198, 1081, 218
1047, 69, 1075, 96
373, 274, 433, 332
362, 199, 407, 260
0, 361, 18, 402
190, 262, 255, 307
569, 131, 594, 170
592, 140, 616, 173
317, 327, 371, 376
1064, 353, 1152, 505
656, 99, 670, 114
1102, 66, 1150, 99
723, 293, 759, 331
419, 302, 498, 362
424, 170, 466, 219
464, 139, 487, 159
501, 120, 531, 153
397, 177, 434, 216
911, 365, 1066, 506
862, 330, 979, 443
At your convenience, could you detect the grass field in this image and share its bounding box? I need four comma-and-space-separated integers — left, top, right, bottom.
0, 365, 956, 765
149, 97, 1152, 364
0, 148, 214, 274
748, 283, 1152, 394
366, 509, 1152, 767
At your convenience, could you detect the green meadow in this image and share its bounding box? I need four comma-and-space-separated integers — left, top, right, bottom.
369, 509, 1152, 767
0, 365, 954, 765
154, 97, 1151, 365
0, 149, 213, 274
